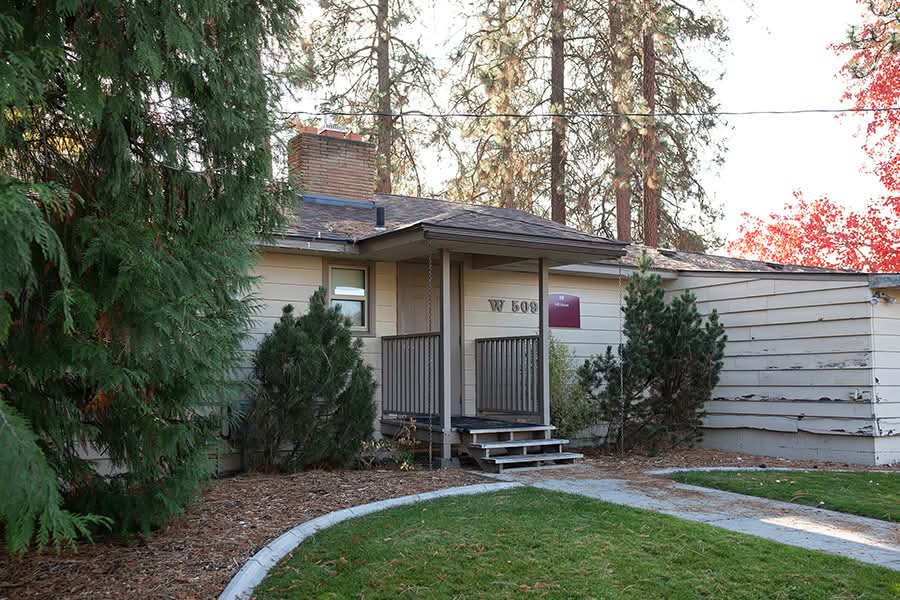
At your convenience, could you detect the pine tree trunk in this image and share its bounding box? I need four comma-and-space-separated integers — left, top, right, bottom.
375, 0, 392, 194
498, 0, 516, 209
641, 15, 659, 247
610, 2, 633, 242
499, 131, 515, 208
550, 0, 566, 224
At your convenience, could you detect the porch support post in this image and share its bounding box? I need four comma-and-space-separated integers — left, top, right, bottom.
437, 248, 455, 467
538, 257, 551, 426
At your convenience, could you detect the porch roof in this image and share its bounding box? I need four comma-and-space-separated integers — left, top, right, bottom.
270, 192, 626, 263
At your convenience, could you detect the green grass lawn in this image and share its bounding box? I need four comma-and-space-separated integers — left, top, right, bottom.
256, 488, 900, 599
671, 469, 900, 522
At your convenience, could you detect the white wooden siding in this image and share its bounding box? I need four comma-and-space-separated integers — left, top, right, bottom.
666, 273, 884, 449
873, 295, 900, 441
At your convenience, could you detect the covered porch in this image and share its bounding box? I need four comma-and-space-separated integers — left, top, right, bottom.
356, 213, 625, 468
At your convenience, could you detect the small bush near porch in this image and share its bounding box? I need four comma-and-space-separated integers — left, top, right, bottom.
242, 289, 376, 470
256, 488, 899, 599
672, 470, 900, 522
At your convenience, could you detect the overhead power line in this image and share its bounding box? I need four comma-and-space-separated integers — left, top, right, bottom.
282, 106, 900, 119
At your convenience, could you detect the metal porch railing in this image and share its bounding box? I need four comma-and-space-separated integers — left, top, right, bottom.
381, 332, 441, 416
475, 335, 540, 415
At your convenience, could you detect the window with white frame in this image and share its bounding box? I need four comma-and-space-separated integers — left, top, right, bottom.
329, 266, 368, 330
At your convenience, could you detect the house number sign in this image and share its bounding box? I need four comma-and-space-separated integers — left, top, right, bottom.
487, 299, 538, 314
487, 294, 582, 328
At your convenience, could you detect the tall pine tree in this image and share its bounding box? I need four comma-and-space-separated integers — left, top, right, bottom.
297, 0, 440, 195
445, 0, 727, 249
0, 0, 296, 552
566, 0, 729, 248
447, 0, 545, 211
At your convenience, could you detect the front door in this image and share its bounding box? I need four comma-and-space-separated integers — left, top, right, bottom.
397, 261, 463, 416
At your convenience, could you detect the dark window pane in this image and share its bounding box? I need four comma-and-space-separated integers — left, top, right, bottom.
331, 299, 365, 327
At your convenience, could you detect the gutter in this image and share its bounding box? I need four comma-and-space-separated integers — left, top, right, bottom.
257, 234, 358, 254
869, 274, 900, 289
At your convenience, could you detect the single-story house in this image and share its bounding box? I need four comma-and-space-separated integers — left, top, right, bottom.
243, 125, 899, 469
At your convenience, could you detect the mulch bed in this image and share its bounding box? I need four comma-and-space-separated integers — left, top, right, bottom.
3, 449, 897, 599
0, 468, 483, 600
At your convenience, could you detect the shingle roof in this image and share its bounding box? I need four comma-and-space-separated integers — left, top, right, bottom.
278, 192, 612, 246
605, 245, 863, 275
274, 192, 865, 275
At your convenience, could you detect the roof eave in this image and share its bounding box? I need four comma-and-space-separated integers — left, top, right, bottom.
420, 223, 626, 257
259, 234, 358, 254
353, 222, 625, 263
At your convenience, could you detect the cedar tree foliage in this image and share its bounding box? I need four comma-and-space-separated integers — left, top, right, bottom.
244, 289, 376, 471
578, 252, 726, 451
0, 0, 297, 553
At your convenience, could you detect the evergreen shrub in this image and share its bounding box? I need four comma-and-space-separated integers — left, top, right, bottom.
244, 288, 377, 470
578, 252, 727, 451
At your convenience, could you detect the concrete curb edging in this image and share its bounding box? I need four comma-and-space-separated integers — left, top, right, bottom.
646, 466, 889, 476
218, 482, 522, 600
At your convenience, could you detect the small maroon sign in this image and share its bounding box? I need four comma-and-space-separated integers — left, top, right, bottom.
549, 293, 580, 328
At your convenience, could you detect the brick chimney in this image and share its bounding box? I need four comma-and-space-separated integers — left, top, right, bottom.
287, 126, 376, 201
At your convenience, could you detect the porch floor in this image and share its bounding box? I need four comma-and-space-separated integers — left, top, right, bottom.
416, 415, 544, 433
382, 416, 541, 433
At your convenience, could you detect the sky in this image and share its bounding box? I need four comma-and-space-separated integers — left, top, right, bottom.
707, 0, 886, 248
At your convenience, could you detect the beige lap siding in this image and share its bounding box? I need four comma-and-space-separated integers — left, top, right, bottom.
461, 262, 623, 416
246, 252, 397, 430
664, 273, 895, 464
361, 261, 397, 425
242, 252, 324, 379
251, 252, 324, 329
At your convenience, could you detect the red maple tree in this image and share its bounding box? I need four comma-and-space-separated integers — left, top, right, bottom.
729, 192, 899, 271
729, 0, 900, 272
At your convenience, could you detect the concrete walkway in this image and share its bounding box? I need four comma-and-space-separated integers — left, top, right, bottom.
486, 465, 900, 571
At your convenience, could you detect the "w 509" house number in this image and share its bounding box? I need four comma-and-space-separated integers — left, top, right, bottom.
487, 299, 538, 314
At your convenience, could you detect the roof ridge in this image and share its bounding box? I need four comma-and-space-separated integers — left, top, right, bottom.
379, 192, 567, 226
458, 204, 601, 236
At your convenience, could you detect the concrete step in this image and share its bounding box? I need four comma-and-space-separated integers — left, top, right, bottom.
484, 451, 584, 466
467, 438, 570, 450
